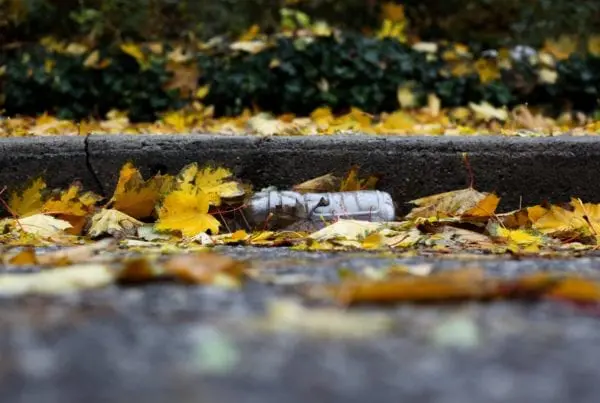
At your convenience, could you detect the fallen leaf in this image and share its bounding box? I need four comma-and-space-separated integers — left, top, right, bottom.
83, 50, 111, 69
155, 188, 220, 237
164, 252, 246, 287
406, 188, 499, 219
137, 224, 171, 241
120, 42, 149, 69
308, 268, 563, 305
339, 165, 380, 191
361, 232, 385, 249
176, 163, 245, 206
469, 102, 508, 121
17, 214, 72, 237
533, 198, 600, 240
538, 68, 558, 85
256, 298, 393, 338
543, 35, 577, 60
474, 58, 500, 84
211, 229, 250, 244
548, 276, 600, 303
293, 173, 341, 193
397, 83, 418, 109
164, 62, 200, 98
246, 113, 299, 135
42, 184, 101, 234
427, 93, 441, 117
309, 219, 386, 242
9, 177, 46, 217
6, 247, 38, 266
230, 40, 268, 54
0, 264, 115, 295
489, 224, 545, 253
88, 209, 143, 239
36, 239, 116, 266
108, 162, 173, 219
117, 257, 165, 283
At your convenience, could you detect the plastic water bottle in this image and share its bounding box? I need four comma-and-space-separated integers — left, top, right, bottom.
242, 190, 396, 229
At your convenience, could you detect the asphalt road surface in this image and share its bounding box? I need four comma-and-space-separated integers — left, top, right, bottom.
2, 247, 600, 403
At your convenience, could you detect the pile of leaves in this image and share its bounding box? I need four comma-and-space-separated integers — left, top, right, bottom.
3, 162, 600, 306
3, 161, 600, 256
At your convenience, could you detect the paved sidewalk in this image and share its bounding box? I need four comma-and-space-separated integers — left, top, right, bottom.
2, 247, 600, 403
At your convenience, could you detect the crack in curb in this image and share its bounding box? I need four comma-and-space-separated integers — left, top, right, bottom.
84, 133, 106, 198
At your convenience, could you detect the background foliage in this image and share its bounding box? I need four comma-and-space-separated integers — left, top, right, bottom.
2, 0, 599, 46
1, 0, 600, 122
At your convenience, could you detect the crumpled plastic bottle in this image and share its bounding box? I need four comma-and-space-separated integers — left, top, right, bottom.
242, 190, 396, 229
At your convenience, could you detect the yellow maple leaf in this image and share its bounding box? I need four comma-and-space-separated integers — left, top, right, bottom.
533, 198, 600, 240
491, 225, 544, 253
109, 162, 173, 219
155, 189, 220, 237
176, 163, 245, 206
9, 177, 47, 217
498, 205, 548, 229
42, 184, 101, 234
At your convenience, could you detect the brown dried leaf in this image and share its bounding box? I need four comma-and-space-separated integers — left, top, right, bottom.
164, 252, 246, 287
293, 173, 341, 194
407, 188, 499, 219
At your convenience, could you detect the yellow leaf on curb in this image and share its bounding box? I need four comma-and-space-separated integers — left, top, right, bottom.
155, 189, 220, 237
42, 184, 101, 234
109, 162, 173, 219
9, 178, 46, 217
177, 164, 245, 206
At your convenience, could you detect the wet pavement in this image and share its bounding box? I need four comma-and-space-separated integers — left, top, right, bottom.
2, 247, 600, 403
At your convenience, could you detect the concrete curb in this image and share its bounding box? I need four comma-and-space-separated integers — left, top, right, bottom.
1, 134, 599, 214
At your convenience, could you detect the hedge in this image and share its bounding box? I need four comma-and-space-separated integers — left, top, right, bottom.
1, 34, 600, 121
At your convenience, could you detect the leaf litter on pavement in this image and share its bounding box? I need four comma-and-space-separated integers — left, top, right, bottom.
1, 161, 600, 310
